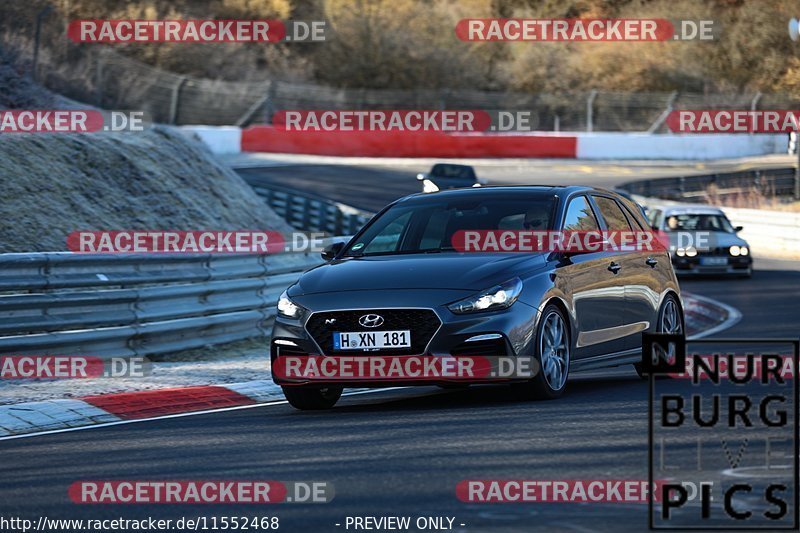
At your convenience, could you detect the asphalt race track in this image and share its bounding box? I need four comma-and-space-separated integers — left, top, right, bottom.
1, 162, 797, 532
0, 267, 797, 531
234, 154, 796, 212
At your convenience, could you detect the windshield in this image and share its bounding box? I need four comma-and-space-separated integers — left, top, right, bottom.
664, 213, 735, 233
344, 195, 555, 256
429, 164, 476, 180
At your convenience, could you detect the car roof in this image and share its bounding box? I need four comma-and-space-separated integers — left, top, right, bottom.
397, 185, 599, 203
661, 205, 726, 216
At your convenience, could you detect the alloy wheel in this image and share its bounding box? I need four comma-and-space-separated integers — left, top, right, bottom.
659, 298, 682, 334
540, 311, 569, 390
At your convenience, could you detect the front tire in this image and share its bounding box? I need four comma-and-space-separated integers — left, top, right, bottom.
282, 386, 342, 410
513, 304, 570, 400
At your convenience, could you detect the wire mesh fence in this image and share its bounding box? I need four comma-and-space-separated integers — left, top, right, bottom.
7, 31, 800, 131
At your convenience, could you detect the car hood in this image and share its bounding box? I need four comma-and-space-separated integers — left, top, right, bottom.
292, 252, 546, 295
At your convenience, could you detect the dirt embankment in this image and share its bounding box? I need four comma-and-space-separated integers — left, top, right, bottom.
0, 45, 291, 253
0, 126, 292, 252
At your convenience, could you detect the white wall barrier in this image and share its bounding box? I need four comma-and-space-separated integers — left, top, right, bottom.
183, 125, 790, 160
575, 133, 788, 160
721, 207, 800, 260
180, 126, 242, 155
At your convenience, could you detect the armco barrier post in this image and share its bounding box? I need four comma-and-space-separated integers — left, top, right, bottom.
586, 89, 598, 132
795, 146, 800, 200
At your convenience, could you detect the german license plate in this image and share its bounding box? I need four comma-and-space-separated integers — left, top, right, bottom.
333, 330, 411, 350
700, 257, 728, 266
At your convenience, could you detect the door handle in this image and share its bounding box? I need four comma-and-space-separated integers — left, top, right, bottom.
608, 262, 621, 274
645, 257, 658, 268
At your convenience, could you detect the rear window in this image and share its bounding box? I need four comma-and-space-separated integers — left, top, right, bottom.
562, 196, 599, 231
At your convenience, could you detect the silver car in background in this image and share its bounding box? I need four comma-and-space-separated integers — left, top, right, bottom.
647, 205, 753, 278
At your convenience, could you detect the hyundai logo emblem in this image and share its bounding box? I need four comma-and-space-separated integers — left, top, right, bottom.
358, 314, 384, 328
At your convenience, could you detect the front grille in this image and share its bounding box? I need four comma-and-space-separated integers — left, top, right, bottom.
698, 246, 729, 256
305, 309, 441, 355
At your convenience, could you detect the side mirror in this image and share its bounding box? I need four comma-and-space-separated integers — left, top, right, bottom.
734, 225, 743, 232
321, 241, 345, 261
416, 173, 426, 181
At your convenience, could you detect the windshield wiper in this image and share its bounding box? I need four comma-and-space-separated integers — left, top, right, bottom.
346, 247, 457, 257
421, 246, 456, 253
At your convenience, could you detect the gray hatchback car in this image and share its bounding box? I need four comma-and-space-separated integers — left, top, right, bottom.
272, 186, 683, 409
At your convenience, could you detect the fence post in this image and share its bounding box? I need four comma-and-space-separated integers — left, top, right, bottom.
796, 149, 800, 200
749, 92, 762, 135
32, 6, 53, 82
169, 77, 187, 125
94, 51, 105, 107
586, 89, 598, 132
646, 91, 678, 133
265, 81, 277, 124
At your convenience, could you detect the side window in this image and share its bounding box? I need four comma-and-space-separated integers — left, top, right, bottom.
647, 209, 662, 229
419, 210, 449, 249
562, 196, 599, 231
360, 211, 412, 254
593, 196, 632, 231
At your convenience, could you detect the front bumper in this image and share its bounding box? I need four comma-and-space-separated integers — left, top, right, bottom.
270, 295, 539, 387
671, 253, 752, 276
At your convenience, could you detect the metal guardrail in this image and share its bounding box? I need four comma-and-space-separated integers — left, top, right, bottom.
250, 183, 373, 234
618, 167, 800, 202
0, 250, 328, 358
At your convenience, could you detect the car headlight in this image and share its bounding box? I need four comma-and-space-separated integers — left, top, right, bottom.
675, 248, 686, 257
729, 245, 741, 256
448, 278, 523, 314
740, 246, 749, 256
685, 246, 698, 257
277, 290, 304, 318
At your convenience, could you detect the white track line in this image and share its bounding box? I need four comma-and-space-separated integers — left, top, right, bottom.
684, 292, 743, 340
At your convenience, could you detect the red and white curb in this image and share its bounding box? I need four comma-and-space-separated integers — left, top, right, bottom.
0, 294, 738, 440
0, 380, 280, 440
682, 291, 742, 340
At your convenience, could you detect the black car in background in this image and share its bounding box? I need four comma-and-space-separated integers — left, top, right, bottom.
417, 163, 484, 192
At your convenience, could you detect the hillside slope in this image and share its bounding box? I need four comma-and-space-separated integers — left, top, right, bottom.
0, 126, 292, 253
